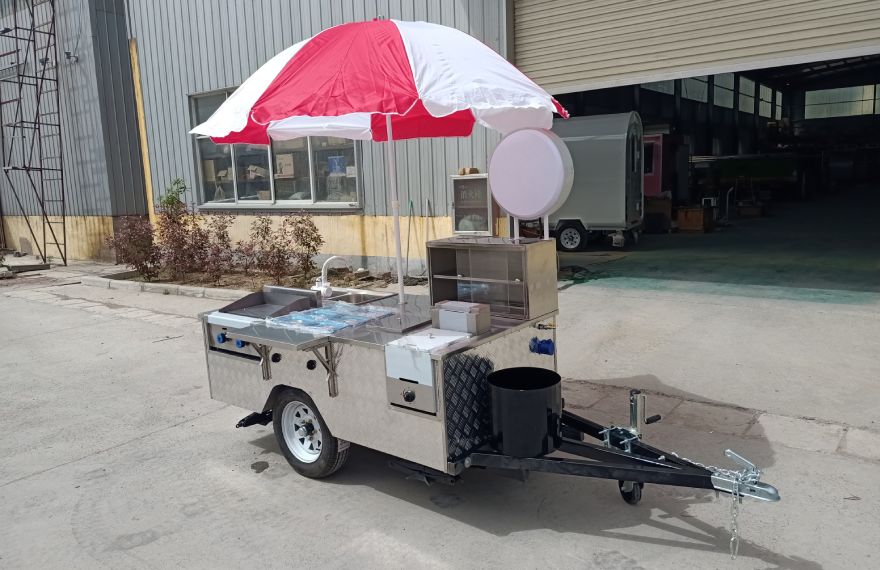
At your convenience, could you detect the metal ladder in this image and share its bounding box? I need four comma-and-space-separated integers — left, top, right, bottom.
0, 0, 66, 265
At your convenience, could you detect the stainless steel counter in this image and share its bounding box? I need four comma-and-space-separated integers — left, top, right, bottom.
204, 291, 552, 358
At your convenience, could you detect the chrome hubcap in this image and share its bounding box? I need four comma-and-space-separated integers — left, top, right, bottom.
282, 401, 322, 463
560, 228, 581, 249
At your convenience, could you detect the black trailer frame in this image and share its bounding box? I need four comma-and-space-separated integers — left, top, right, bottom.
468, 409, 716, 494
402, 391, 779, 505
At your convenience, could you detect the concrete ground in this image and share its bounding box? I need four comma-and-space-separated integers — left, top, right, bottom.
558, 184, 880, 430
2, 186, 879, 569
2, 245, 879, 569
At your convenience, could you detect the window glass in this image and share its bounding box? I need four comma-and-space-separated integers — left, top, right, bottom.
759, 85, 773, 117
311, 136, 357, 203
191, 90, 361, 208
715, 73, 734, 90
643, 142, 654, 174
805, 85, 875, 119
775, 90, 783, 120
682, 76, 708, 102
642, 80, 674, 95
193, 93, 226, 126
739, 77, 755, 113
714, 73, 735, 108
714, 89, 734, 108
714, 87, 734, 108
272, 138, 313, 201
234, 144, 272, 202
198, 138, 234, 204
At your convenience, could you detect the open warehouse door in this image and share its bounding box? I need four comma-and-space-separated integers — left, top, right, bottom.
544, 52, 880, 299
512, 0, 880, 296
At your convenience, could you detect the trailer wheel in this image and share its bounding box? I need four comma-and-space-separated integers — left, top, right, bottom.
273, 390, 349, 478
557, 223, 586, 252
618, 480, 643, 505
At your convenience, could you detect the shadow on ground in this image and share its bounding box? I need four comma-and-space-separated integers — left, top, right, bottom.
247, 375, 815, 569
559, 185, 880, 304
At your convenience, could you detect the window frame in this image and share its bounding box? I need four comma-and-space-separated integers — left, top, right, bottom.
191, 90, 362, 211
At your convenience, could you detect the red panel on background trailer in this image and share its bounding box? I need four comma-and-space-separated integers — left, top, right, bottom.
643, 134, 663, 197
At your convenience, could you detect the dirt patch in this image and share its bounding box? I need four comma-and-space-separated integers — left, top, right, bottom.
131, 267, 392, 292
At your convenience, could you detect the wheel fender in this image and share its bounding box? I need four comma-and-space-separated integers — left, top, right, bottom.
263, 384, 306, 414
556, 219, 587, 232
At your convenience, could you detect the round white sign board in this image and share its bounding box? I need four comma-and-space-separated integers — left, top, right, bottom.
488, 129, 573, 219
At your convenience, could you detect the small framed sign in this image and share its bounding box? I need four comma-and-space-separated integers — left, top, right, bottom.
451, 174, 497, 235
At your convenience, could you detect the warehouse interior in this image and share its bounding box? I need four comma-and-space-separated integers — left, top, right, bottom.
553, 54, 880, 296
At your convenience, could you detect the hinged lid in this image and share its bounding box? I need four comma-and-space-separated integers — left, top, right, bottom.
385, 328, 471, 352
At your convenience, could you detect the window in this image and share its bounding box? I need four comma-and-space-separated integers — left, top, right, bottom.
759, 85, 773, 118
775, 90, 783, 120
805, 85, 876, 119
234, 144, 272, 202
682, 76, 708, 103
191, 91, 360, 207
272, 138, 311, 201
310, 136, 358, 203
642, 80, 674, 95
713, 73, 735, 109
738, 77, 755, 113
643, 142, 654, 174
197, 138, 234, 203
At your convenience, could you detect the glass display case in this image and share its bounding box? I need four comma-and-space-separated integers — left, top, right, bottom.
427, 237, 557, 320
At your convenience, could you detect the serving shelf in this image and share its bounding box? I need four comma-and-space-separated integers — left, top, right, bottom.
426, 237, 557, 320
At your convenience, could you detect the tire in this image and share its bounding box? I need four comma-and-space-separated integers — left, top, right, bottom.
627, 228, 640, 246
556, 223, 586, 252
618, 480, 643, 505
273, 390, 349, 478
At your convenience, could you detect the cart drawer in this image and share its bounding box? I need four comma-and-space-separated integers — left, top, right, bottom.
387, 377, 437, 414
207, 350, 271, 411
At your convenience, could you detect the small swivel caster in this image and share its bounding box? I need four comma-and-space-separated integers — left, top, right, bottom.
618, 480, 643, 505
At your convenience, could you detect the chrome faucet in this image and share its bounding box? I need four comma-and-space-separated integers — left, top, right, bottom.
312, 255, 347, 298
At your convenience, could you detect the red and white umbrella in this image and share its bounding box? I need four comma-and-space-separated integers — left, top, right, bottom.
192, 18, 568, 303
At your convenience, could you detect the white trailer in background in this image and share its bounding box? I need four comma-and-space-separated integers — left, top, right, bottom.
549, 112, 645, 251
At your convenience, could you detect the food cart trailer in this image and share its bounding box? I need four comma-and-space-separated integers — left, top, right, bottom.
201, 236, 779, 510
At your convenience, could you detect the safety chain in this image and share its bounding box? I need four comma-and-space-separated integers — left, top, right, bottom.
670, 453, 761, 559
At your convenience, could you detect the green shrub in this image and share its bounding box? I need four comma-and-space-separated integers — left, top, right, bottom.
155, 178, 208, 280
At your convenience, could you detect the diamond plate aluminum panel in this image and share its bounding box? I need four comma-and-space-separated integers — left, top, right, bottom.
207, 351, 271, 411
443, 318, 557, 461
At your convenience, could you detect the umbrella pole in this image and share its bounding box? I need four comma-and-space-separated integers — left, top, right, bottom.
385, 114, 406, 305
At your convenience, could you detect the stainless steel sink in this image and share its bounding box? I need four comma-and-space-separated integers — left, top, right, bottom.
324, 290, 396, 305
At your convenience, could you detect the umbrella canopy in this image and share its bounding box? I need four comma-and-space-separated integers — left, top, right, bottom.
191, 19, 568, 305
191, 19, 567, 143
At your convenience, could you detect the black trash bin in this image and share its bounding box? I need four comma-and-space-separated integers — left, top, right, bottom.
488, 367, 562, 457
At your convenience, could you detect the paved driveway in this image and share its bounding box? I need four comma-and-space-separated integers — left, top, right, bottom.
1, 277, 878, 569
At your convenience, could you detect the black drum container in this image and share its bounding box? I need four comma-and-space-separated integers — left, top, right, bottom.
488, 367, 562, 457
